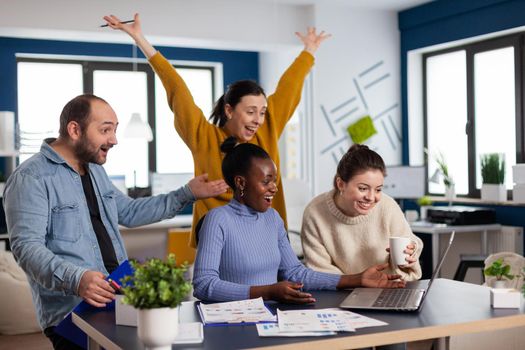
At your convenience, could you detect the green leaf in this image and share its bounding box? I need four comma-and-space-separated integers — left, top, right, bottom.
121, 254, 191, 309
480, 153, 505, 184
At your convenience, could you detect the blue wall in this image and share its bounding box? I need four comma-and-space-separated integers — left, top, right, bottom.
398, 0, 525, 164
0, 36, 259, 174
398, 0, 525, 240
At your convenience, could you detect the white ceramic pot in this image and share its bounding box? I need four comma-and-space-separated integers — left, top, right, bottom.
0, 182, 5, 196
445, 184, 456, 202
137, 306, 179, 350
481, 184, 506, 202
491, 280, 507, 289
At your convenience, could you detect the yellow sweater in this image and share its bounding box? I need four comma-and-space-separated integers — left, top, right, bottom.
149, 51, 314, 247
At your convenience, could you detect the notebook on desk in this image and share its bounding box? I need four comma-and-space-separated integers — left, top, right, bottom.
340, 231, 455, 312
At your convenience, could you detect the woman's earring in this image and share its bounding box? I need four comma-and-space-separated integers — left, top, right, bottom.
339, 190, 343, 196
240, 187, 244, 197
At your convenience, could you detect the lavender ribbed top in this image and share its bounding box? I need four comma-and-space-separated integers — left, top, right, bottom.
193, 199, 341, 302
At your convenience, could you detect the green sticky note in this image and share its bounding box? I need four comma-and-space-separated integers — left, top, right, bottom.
347, 115, 377, 144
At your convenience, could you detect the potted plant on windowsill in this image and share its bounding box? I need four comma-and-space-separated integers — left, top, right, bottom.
121, 254, 191, 350
434, 151, 455, 202
480, 153, 506, 202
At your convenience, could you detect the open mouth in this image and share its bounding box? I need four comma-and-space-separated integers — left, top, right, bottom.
245, 126, 257, 134
100, 145, 111, 155
264, 195, 274, 204
357, 201, 372, 210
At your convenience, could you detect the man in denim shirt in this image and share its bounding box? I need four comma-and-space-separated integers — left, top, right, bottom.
3, 94, 228, 350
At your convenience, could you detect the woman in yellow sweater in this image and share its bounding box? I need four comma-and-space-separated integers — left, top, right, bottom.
103, 13, 330, 247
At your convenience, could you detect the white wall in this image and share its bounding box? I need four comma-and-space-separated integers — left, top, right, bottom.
311, 5, 402, 194
0, 0, 308, 51
0, 0, 403, 195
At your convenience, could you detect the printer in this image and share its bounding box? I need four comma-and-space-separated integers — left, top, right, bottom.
426, 206, 496, 225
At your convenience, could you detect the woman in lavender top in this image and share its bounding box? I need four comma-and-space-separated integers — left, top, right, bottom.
192, 137, 406, 303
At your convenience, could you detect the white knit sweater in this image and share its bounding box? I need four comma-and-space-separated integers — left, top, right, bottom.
301, 190, 423, 281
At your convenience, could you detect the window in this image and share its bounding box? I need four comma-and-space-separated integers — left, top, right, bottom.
423, 33, 523, 197
17, 56, 216, 188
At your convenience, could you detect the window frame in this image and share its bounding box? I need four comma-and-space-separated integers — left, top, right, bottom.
422, 32, 525, 198
16, 56, 216, 176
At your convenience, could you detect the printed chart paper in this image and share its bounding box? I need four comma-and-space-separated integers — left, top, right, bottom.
198, 297, 276, 324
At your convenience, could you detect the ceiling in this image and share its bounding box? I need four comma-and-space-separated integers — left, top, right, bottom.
252, 0, 432, 11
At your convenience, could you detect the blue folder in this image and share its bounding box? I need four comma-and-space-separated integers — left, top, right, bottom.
54, 260, 133, 349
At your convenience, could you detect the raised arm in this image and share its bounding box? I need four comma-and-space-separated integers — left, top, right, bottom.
102, 13, 210, 151
295, 27, 331, 56
103, 13, 157, 58
266, 28, 331, 135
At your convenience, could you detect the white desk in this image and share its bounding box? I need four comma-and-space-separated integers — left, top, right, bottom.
119, 214, 193, 261
410, 222, 502, 275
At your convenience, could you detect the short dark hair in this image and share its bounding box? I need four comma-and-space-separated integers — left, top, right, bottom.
220, 136, 271, 190
210, 80, 266, 127
58, 94, 108, 138
333, 144, 386, 189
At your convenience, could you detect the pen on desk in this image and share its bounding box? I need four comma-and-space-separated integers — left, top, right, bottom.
100, 20, 135, 28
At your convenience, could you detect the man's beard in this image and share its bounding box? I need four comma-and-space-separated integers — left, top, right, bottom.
74, 133, 107, 165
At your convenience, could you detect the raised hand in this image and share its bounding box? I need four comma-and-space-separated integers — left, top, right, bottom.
188, 173, 229, 200
102, 13, 157, 58
360, 263, 406, 288
78, 271, 115, 307
103, 13, 142, 38
295, 27, 332, 55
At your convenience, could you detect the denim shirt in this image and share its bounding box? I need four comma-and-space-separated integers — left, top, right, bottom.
3, 139, 195, 329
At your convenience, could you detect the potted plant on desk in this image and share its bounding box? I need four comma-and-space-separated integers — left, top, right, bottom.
480, 153, 506, 202
121, 254, 191, 350
484, 258, 514, 289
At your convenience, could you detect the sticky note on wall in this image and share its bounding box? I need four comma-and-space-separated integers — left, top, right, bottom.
347, 115, 377, 144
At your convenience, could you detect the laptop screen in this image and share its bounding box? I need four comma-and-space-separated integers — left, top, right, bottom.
420, 231, 455, 303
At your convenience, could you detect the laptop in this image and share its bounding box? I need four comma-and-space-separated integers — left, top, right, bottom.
340, 231, 455, 312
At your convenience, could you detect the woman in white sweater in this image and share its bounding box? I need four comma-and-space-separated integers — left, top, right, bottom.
301, 144, 423, 281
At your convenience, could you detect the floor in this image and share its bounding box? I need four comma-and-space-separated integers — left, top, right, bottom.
0, 332, 52, 350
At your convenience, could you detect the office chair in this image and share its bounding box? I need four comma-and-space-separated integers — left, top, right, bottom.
453, 254, 486, 282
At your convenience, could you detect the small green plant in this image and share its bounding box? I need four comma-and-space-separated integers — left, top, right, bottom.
434, 152, 454, 187
0, 171, 5, 182
121, 254, 191, 309
480, 153, 505, 184
417, 196, 433, 207
484, 258, 514, 281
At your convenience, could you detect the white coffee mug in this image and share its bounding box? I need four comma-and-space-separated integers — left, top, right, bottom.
389, 236, 411, 266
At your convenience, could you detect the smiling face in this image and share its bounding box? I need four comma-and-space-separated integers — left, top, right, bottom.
236, 157, 278, 212
224, 94, 267, 142
335, 169, 384, 217
73, 99, 118, 165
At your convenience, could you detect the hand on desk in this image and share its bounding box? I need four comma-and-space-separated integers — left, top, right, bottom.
250, 281, 316, 304
78, 271, 115, 307
337, 263, 406, 289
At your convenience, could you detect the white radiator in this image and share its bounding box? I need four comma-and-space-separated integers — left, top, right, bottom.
487, 226, 523, 255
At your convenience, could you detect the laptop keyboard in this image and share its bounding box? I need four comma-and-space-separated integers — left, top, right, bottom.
372, 289, 413, 308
